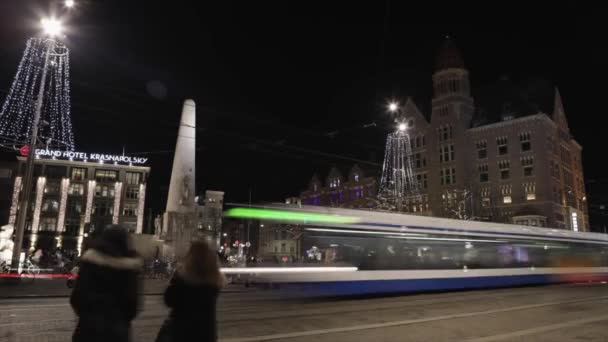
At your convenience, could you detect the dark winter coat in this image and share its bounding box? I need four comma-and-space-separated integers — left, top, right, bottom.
70, 248, 143, 342
164, 271, 221, 341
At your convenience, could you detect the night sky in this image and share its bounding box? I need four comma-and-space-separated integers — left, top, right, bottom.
0, 1, 606, 216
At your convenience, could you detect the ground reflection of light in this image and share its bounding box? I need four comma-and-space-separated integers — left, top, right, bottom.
221, 267, 358, 274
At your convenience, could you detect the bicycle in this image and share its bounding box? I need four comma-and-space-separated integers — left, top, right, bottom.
19, 258, 40, 282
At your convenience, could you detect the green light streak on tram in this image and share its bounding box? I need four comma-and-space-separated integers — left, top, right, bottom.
224, 208, 359, 224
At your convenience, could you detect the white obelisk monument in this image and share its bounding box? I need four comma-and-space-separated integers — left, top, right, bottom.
163, 99, 197, 258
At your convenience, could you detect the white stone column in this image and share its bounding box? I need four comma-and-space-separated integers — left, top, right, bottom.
136, 183, 146, 234
112, 182, 123, 224
9, 176, 22, 225
57, 178, 69, 232
31, 177, 46, 233
84, 180, 96, 223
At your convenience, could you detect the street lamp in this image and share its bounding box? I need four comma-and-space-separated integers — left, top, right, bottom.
11, 16, 66, 270
398, 123, 407, 131
41, 18, 63, 37
65, 0, 75, 8
388, 102, 399, 113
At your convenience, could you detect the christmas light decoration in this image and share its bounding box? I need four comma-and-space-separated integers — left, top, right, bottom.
31, 177, 46, 233
9, 177, 22, 225
84, 180, 95, 223
378, 122, 419, 210
112, 182, 123, 224
136, 184, 146, 233
0, 38, 74, 150
57, 178, 69, 232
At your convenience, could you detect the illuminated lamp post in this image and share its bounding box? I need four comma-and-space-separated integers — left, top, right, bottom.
11, 18, 65, 270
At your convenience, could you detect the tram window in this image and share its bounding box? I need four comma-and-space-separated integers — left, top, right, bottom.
301, 230, 607, 271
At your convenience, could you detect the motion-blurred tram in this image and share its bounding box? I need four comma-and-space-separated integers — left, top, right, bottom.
223, 205, 608, 296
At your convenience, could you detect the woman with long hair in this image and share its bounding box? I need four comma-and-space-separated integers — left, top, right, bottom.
157, 239, 226, 341
70, 226, 143, 342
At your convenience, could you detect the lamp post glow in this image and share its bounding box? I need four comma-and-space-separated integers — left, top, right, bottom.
388, 102, 399, 112
65, 0, 75, 8
398, 123, 407, 131
41, 18, 63, 37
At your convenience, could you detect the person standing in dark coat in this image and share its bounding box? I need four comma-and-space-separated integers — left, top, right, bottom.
70, 226, 143, 342
159, 240, 226, 341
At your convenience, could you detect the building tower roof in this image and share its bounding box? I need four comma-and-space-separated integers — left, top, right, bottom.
435, 37, 465, 71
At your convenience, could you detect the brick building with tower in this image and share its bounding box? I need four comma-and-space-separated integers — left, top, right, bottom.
292, 39, 588, 231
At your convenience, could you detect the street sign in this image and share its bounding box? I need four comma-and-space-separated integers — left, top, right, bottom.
19, 145, 29, 157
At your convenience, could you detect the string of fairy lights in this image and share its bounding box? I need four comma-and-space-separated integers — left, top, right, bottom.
0, 38, 74, 150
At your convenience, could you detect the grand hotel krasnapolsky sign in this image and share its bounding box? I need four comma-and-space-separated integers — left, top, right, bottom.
34, 149, 148, 165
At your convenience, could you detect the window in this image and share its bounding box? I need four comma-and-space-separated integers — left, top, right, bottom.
290, 246, 295, 253
71, 168, 86, 181
478, 164, 489, 183
497, 137, 508, 155
126, 172, 141, 185
476, 140, 487, 159
439, 144, 455, 163
524, 182, 536, 201
422, 135, 426, 146
481, 188, 491, 207
501, 185, 512, 204
571, 212, 579, 232
46, 165, 67, 179
122, 203, 137, 217
560, 146, 571, 165
69, 183, 84, 196
39, 217, 57, 232
550, 160, 561, 178
415, 136, 421, 148
65, 220, 79, 235
274, 246, 278, 253
563, 169, 574, 189
521, 156, 534, 177
440, 167, 456, 185
281, 243, 286, 253
126, 187, 139, 200
520, 132, 531, 151
281, 230, 287, 240
438, 125, 453, 142
93, 201, 113, 216
499, 160, 510, 180
67, 200, 82, 216
553, 187, 561, 204
415, 153, 426, 168
95, 170, 117, 183
42, 199, 59, 212
354, 174, 359, 182
44, 182, 59, 194
95, 185, 114, 197
274, 230, 279, 240
436, 105, 449, 117
416, 173, 428, 189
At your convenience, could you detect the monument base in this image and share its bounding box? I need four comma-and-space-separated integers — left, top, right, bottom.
161, 211, 199, 260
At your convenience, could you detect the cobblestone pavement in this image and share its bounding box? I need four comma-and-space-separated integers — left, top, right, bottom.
1, 283, 608, 341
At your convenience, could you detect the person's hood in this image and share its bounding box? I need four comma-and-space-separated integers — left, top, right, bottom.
80, 249, 143, 271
